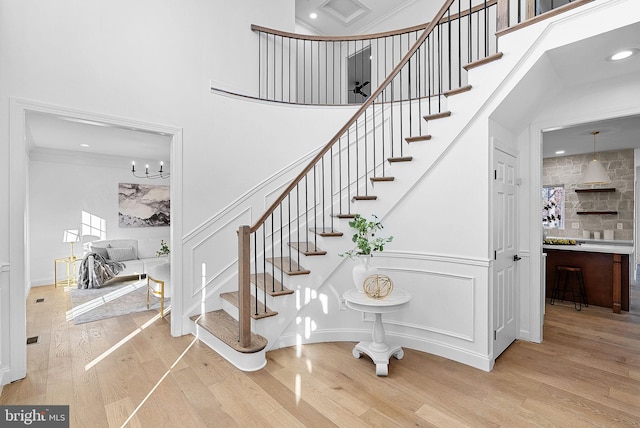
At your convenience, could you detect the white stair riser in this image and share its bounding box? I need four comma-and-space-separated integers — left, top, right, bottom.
189, 323, 266, 372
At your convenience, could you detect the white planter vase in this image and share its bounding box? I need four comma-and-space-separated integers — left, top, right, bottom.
352, 256, 373, 293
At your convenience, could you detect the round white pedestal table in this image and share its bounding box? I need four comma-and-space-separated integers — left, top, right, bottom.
343, 288, 412, 376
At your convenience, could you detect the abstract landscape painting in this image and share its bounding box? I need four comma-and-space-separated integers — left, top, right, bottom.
119, 183, 170, 227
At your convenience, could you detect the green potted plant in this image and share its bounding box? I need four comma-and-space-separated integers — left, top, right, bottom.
156, 239, 170, 257
340, 214, 393, 291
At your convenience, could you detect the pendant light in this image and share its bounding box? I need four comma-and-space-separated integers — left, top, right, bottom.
579, 131, 611, 184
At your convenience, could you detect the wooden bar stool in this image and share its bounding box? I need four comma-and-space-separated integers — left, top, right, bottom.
550, 265, 588, 311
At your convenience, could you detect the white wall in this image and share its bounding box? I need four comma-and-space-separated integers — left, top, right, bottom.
28, 152, 171, 286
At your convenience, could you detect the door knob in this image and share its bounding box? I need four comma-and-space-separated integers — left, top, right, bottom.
513, 255, 522, 262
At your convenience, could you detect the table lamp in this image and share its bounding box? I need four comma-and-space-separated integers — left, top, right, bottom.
63, 229, 80, 259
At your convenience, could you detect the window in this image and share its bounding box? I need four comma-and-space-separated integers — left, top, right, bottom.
542, 185, 565, 229
81, 211, 106, 240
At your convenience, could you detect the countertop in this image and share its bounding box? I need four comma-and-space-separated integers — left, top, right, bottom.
543, 236, 633, 254
543, 243, 633, 254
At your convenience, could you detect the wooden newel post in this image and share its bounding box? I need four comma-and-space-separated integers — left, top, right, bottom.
496, 0, 510, 32
238, 225, 251, 348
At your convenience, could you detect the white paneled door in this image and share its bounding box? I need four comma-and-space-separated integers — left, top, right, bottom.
493, 146, 518, 359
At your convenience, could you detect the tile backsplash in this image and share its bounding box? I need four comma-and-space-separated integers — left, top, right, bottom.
543, 149, 633, 241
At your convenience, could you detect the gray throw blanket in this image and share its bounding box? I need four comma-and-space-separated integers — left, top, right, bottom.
77, 252, 125, 289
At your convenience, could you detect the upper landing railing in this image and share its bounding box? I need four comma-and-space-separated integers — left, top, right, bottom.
252, 0, 499, 105
250, 0, 592, 106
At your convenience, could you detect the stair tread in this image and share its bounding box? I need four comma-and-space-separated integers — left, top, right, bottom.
333, 213, 356, 219
352, 195, 377, 201
423, 111, 451, 121
250, 273, 294, 296
266, 256, 311, 275
405, 135, 432, 143
388, 156, 413, 163
309, 227, 343, 237
370, 176, 395, 182
288, 241, 327, 256
444, 85, 472, 97
190, 310, 267, 353
463, 52, 503, 71
221, 291, 278, 319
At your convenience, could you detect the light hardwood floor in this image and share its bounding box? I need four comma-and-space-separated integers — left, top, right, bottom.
2, 284, 640, 427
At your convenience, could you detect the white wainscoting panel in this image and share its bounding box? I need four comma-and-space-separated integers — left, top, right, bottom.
368, 266, 476, 341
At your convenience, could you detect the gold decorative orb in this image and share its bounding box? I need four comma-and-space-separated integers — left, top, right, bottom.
363, 274, 393, 299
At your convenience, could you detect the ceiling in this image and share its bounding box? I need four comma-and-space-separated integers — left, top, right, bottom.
26, 111, 171, 163
295, 0, 417, 35
542, 115, 640, 159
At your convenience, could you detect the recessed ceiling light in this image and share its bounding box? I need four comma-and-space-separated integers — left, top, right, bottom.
611, 50, 633, 60
309, 12, 318, 19
607, 48, 639, 61
80, 144, 90, 147
555, 150, 565, 155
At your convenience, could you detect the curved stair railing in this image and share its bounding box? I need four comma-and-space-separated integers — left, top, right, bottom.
234, 0, 501, 349
253, 0, 498, 105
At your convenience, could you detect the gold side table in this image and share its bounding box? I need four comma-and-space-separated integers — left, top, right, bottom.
54, 256, 77, 288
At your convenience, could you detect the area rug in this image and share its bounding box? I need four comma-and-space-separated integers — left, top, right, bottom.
67, 278, 170, 324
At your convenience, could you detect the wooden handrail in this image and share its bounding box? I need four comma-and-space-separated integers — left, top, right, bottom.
251, 0, 497, 42
251, 22, 429, 42
248, 0, 459, 233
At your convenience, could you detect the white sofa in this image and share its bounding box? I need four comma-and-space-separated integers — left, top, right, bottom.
89, 239, 168, 277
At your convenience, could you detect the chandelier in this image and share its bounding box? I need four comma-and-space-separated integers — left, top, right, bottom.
131, 161, 170, 179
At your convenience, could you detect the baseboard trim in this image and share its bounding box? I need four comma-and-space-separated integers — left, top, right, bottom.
274, 328, 493, 372
30, 280, 54, 287
0, 366, 13, 387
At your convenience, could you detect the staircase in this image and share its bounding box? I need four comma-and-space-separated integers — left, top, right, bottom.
192, 65, 500, 368
191, 0, 612, 370
188, 0, 507, 370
